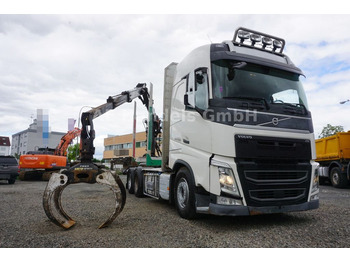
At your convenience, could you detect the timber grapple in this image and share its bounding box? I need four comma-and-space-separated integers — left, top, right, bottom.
43, 163, 126, 229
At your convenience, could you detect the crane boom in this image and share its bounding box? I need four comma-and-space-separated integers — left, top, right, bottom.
80, 83, 149, 162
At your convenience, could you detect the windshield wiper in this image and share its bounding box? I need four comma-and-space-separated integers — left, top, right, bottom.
271, 102, 307, 115
223, 96, 270, 110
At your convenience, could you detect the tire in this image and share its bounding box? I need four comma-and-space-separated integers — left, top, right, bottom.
134, 167, 144, 198
128, 168, 135, 194
330, 167, 348, 188
174, 167, 197, 219
126, 169, 131, 190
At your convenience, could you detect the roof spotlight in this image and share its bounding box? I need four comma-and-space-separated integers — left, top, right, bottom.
273, 40, 282, 52
250, 34, 261, 46
262, 37, 272, 49
238, 30, 250, 43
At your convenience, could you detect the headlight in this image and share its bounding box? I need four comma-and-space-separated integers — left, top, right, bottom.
218, 167, 240, 197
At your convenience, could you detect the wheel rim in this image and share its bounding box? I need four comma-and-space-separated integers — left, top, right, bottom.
177, 178, 189, 209
332, 171, 339, 185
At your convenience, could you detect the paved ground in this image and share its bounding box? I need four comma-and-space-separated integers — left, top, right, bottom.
0, 176, 349, 248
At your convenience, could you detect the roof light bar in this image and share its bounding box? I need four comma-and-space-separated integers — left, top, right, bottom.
233, 27, 285, 53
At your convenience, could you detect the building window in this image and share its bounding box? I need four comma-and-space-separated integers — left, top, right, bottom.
105, 140, 148, 152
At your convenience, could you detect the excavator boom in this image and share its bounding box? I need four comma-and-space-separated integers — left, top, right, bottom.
54, 127, 81, 156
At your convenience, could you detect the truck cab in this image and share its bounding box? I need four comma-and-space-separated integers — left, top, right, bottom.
167, 28, 319, 218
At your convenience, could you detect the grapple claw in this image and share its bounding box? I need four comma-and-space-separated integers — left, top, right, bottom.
43, 172, 76, 229
43, 163, 126, 229
96, 171, 126, 229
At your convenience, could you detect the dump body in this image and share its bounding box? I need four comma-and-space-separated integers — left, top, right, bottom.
315, 132, 350, 188
316, 132, 350, 162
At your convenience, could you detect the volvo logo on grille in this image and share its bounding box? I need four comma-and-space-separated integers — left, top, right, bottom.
237, 135, 253, 139
258, 116, 291, 127
272, 117, 279, 126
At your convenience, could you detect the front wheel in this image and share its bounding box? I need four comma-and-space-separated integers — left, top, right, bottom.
330, 167, 348, 188
174, 168, 196, 219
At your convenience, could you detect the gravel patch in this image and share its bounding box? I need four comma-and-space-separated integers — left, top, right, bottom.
0, 177, 349, 248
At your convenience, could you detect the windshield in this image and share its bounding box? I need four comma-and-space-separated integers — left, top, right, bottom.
211, 60, 309, 109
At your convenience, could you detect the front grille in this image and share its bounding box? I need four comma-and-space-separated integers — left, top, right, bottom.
244, 170, 308, 184
235, 135, 312, 207
250, 188, 306, 202
236, 161, 311, 207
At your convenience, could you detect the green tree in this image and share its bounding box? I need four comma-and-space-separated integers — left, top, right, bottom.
67, 143, 80, 162
318, 124, 344, 138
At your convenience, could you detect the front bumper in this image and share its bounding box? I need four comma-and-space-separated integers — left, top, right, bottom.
206, 200, 319, 216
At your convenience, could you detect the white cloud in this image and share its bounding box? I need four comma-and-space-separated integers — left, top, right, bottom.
1, 14, 350, 157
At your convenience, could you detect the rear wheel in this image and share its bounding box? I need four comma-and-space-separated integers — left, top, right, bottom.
330, 167, 348, 188
126, 169, 131, 190
134, 167, 144, 198
128, 168, 135, 194
174, 167, 196, 219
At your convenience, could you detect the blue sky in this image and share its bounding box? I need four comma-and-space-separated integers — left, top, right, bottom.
0, 4, 350, 158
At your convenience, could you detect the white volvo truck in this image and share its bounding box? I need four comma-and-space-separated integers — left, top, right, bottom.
127, 27, 319, 219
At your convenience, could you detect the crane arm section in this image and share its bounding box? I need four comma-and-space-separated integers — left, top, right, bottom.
80, 83, 149, 162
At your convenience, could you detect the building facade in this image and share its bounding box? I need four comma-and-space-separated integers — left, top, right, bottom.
11, 110, 66, 156
0, 137, 11, 156
103, 131, 147, 160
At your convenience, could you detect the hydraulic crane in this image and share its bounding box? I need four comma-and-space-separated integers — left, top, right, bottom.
43, 83, 150, 229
